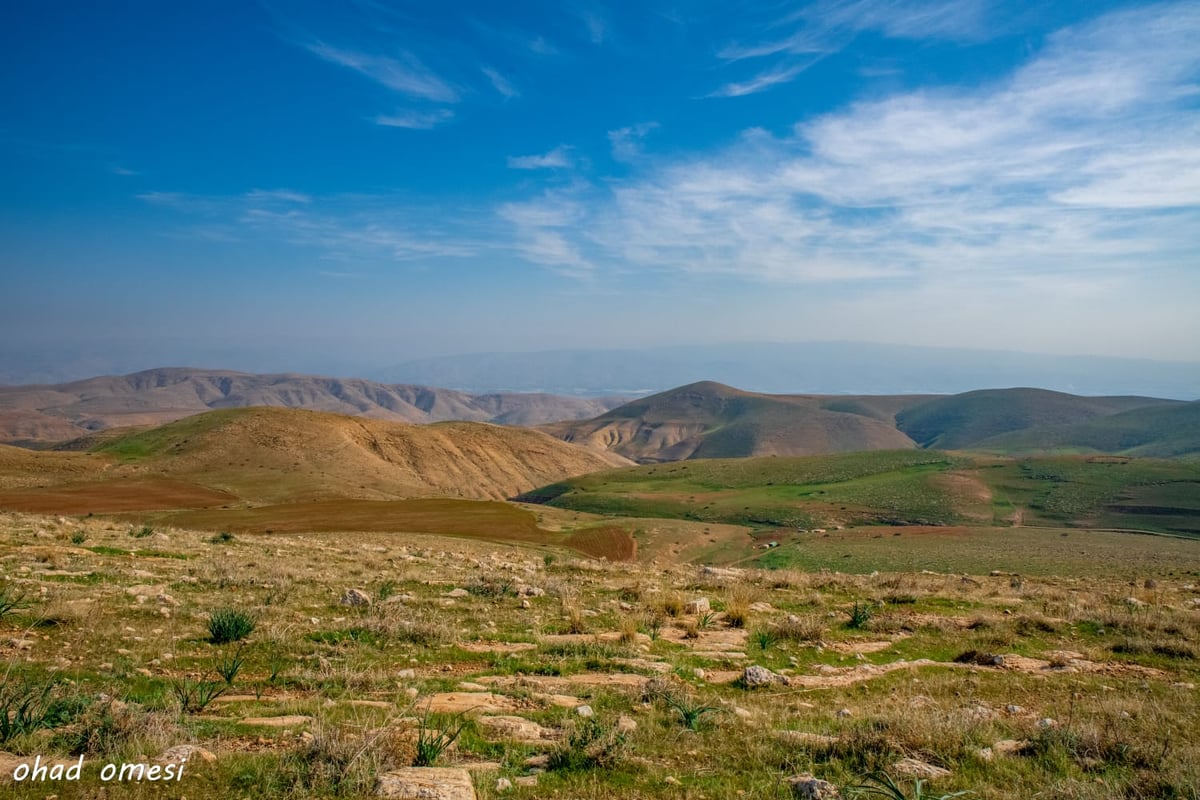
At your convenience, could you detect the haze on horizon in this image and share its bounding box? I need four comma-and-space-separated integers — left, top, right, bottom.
2, 1, 1199, 381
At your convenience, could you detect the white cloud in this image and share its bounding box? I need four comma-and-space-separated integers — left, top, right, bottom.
710, 61, 818, 98
305, 41, 459, 103
481, 66, 519, 99
507, 145, 574, 170
608, 122, 659, 162
501, 2, 1200, 292
715, 0, 993, 95
375, 109, 454, 129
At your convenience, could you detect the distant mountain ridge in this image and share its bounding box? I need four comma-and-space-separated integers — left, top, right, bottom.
383, 342, 1200, 399
0, 368, 626, 446
542, 382, 1193, 462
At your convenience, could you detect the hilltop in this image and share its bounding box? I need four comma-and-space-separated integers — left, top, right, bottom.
540, 381, 925, 462
0, 368, 626, 446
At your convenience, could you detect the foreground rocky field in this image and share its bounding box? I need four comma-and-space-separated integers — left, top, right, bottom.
2, 511, 1199, 799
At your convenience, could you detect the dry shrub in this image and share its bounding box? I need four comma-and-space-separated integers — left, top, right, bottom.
617, 616, 640, 644
561, 597, 588, 635
773, 614, 826, 643
723, 584, 758, 629
660, 591, 684, 618
362, 604, 450, 646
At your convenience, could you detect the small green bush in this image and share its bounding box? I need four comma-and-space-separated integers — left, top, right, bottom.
208, 607, 257, 644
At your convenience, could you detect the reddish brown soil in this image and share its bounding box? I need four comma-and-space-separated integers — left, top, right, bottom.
0, 478, 236, 513
564, 525, 638, 561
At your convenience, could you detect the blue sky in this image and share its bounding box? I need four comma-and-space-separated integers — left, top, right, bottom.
1, 0, 1198, 376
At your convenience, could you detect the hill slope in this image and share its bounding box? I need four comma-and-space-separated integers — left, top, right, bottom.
540, 381, 925, 463
89, 407, 633, 502
895, 388, 1179, 449
0, 368, 626, 445
0, 408, 631, 509
978, 400, 1200, 457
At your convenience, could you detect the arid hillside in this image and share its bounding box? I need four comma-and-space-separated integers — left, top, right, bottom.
541, 382, 926, 462
0, 407, 632, 507
0, 368, 626, 445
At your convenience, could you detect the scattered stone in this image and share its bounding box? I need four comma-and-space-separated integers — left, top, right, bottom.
445, 588, 470, 598
457, 682, 488, 692
616, 714, 638, 734
397, 669, 416, 679
514, 775, 538, 788
836, 708, 853, 719
523, 754, 550, 769
892, 758, 951, 779
786, 773, 842, 799
240, 715, 312, 728
741, 665, 786, 688
1037, 718, 1057, 729
1004, 704, 1024, 714
477, 716, 558, 744
665, 776, 682, 786
341, 589, 372, 607
749, 602, 774, 613
684, 597, 711, 614
575, 704, 595, 718
992, 739, 1027, 756
495, 777, 512, 792
375, 767, 477, 799
156, 744, 216, 764
426, 693, 516, 714
517, 585, 545, 597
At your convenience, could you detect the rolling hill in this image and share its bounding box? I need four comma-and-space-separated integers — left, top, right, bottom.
543, 383, 1193, 463
539, 382, 926, 463
0, 368, 626, 446
519, 451, 1200, 537
977, 399, 1200, 457
0, 407, 632, 507
895, 388, 1180, 449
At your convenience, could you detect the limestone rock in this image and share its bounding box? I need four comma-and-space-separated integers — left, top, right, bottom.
341, 589, 372, 607
477, 716, 558, 744
156, 744, 217, 764
787, 773, 842, 799
684, 597, 711, 614
741, 665, 785, 688
375, 767, 477, 799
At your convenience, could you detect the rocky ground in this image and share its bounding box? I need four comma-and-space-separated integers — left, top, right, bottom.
2, 510, 1199, 799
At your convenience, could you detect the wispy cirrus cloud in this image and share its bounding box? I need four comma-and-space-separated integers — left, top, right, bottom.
137, 188, 485, 263
502, 1, 1200, 295
481, 66, 519, 99
305, 41, 459, 103
507, 146, 574, 170
714, 0, 994, 96
375, 109, 454, 129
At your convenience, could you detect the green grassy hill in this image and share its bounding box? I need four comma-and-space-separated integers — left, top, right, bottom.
895, 388, 1177, 449
520, 451, 1200, 536
978, 400, 1200, 457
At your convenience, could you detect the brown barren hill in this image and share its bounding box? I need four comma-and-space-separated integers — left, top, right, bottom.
0, 368, 628, 444
89, 407, 632, 503
542, 381, 922, 463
